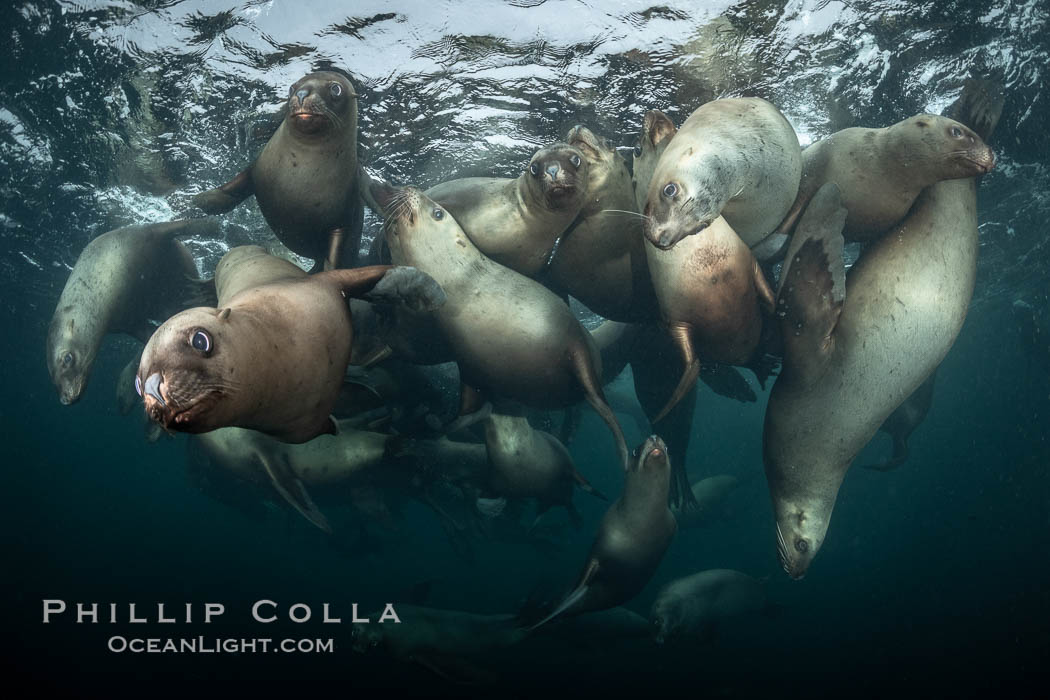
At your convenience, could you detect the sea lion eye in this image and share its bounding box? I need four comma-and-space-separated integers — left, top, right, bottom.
795, 538, 809, 553
529, 162, 540, 176
950, 126, 963, 138
62, 351, 74, 368
330, 82, 342, 98
431, 207, 444, 220
662, 182, 678, 198
191, 329, 212, 354
569, 154, 582, 168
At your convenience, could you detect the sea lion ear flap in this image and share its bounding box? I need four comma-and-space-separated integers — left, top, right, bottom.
216, 308, 231, 320
646, 110, 677, 147
776, 183, 847, 387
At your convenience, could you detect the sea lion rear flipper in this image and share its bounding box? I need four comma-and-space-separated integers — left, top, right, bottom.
652, 323, 699, 425
191, 167, 254, 214
258, 453, 332, 534
776, 182, 847, 388
571, 469, 608, 502
362, 266, 447, 312
527, 559, 600, 631
699, 364, 756, 403
570, 342, 629, 471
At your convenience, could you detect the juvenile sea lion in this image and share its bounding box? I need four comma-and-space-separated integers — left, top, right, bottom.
483, 413, 606, 526
645, 214, 775, 421
371, 182, 629, 470
137, 246, 443, 444
47, 219, 216, 405
528, 435, 676, 629
643, 97, 801, 250
192, 71, 363, 270
775, 114, 995, 242
764, 82, 1000, 579
424, 142, 589, 276
649, 569, 767, 644
544, 125, 659, 322
862, 371, 937, 472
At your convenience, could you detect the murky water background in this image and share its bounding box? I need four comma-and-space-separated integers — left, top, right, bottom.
2, 0, 1048, 693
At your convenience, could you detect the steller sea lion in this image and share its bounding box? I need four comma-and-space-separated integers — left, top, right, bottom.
424, 142, 589, 276
47, 219, 217, 405
763, 80, 1001, 579
643, 97, 801, 250
192, 71, 363, 271
370, 181, 630, 471
136, 246, 443, 445
544, 125, 659, 322
527, 435, 676, 629
775, 113, 995, 243
671, 474, 741, 529
649, 569, 768, 644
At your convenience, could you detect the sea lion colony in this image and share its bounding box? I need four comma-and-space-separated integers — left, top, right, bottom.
47, 64, 1000, 674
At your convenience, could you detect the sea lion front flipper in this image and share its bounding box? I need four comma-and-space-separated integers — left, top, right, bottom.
362, 266, 447, 312
862, 434, 910, 472
116, 347, 144, 416
323, 227, 346, 271
570, 342, 629, 471
775, 182, 847, 388
699, 364, 756, 403
191, 167, 254, 214
258, 453, 332, 534
652, 323, 699, 424
527, 559, 600, 631
315, 264, 393, 300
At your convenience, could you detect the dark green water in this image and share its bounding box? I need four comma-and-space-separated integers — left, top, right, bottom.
2, 1, 1048, 695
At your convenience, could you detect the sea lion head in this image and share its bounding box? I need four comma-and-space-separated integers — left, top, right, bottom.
649, 596, 685, 644
632, 434, 670, 474
643, 150, 731, 250
897, 114, 995, 178
284, 71, 357, 137
46, 310, 93, 405
370, 181, 464, 265
524, 142, 589, 211
350, 622, 384, 653
772, 492, 833, 580
567, 124, 630, 195
136, 307, 239, 434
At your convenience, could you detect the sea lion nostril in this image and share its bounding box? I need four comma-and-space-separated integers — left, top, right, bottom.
295, 88, 308, 103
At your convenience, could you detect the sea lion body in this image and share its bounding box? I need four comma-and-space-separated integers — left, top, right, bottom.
425, 142, 588, 276
137, 246, 410, 443
649, 569, 767, 644
373, 183, 628, 468
193, 72, 362, 270
780, 114, 995, 242
530, 435, 676, 628
643, 97, 801, 250
545, 126, 658, 322
764, 84, 999, 578
672, 474, 741, 528
47, 219, 214, 405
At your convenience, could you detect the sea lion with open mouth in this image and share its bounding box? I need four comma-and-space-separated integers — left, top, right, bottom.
192, 71, 363, 271
136, 245, 443, 444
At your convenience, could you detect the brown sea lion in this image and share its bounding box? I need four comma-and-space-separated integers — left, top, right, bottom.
192, 71, 363, 270
763, 81, 1001, 579
136, 245, 443, 444
47, 219, 216, 405
423, 142, 589, 276
643, 97, 801, 250
370, 182, 629, 470
544, 125, 659, 322
645, 214, 775, 421
483, 412, 606, 526
775, 114, 996, 243
527, 435, 676, 629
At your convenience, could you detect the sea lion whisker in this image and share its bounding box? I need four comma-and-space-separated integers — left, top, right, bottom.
599, 208, 650, 221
